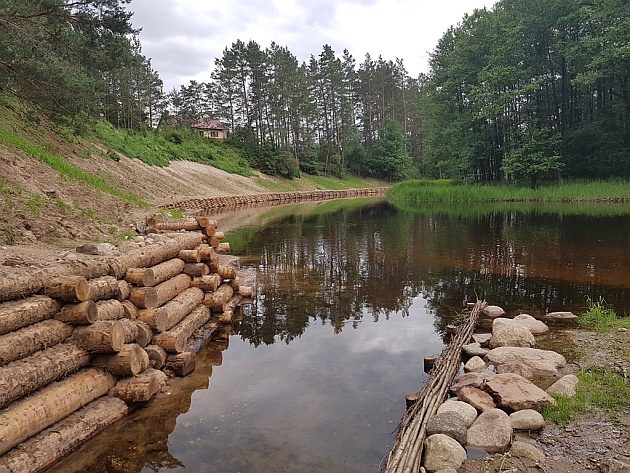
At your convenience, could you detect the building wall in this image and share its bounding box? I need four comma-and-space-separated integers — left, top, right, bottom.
201, 129, 227, 140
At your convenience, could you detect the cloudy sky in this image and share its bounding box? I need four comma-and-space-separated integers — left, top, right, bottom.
129, 0, 496, 92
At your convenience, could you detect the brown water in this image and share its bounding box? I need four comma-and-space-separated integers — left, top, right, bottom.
50, 199, 630, 473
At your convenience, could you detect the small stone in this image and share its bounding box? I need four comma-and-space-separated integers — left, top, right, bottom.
483, 373, 555, 411
472, 333, 492, 347
437, 400, 478, 427
618, 328, 628, 333
458, 386, 495, 412
482, 305, 506, 318
467, 408, 513, 453
427, 412, 468, 445
464, 356, 487, 373
510, 441, 545, 461
509, 409, 545, 431
490, 323, 536, 348
134, 236, 145, 243
547, 374, 579, 398
76, 244, 99, 255
463, 342, 489, 358
423, 434, 467, 472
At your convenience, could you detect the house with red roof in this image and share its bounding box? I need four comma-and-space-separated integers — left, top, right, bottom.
191, 119, 228, 140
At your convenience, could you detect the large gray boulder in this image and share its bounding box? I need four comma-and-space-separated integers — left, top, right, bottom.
482, 305, 506, 318
437, 400, 478, 427
540, 311, 579, 324
450, 372, 486, 394
462, 342, 488, 358
423, 434, 467, 473
509, 409, 545, 431
513, 314, 549, 334
467, 408, 513, 453
510, 441, 545, 461
472, 333, 492, 347
490, 323, 536, 348
458, 386, 495, 412
485, 347, 566, 379
426, 411, 468, 445
464, 356, 486, 373
547, 374, 579, 397
483, 373, 555, 411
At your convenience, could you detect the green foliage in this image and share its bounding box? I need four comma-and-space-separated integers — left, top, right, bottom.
158, 208, 185, 219
25, 194, 48, 217
366, 120, 413, 180
0, 128, 148, 207
579, 297, 630, 332
542, 371, 630, 423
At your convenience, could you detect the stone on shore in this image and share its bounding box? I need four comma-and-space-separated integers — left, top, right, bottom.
513, 314, 549, 334
472, 333, 492, 347
510, 441, 545, 461
464, 356, 486, 373
450, 372, 486, 394
467, 408, 513, 453
427, 412, 468, 445
547, 374, 579, 397
423, 434, 467, 473
482, 305, 506, 318
485, 347, 566, 379
540, 311, 579, 324
437, 400, 478, 427
490, 323, 536, 348
462, 342, 489, 358
509, 409, 545, 431
483, 373, 555, 411
458, 386, 495, 412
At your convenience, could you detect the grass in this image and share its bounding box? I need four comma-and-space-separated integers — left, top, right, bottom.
94, 121, 253, 177
579, 297, 630, 332
256, 173, 386, 192
0, 128, 149, 207
388, 179, 630, 205
25, 194, 48, 217
542, 371, 630, 423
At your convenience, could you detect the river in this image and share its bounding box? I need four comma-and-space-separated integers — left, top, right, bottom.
49, 198, 630, 473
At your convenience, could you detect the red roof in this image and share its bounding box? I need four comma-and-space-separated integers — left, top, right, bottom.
191, 119, 226, 130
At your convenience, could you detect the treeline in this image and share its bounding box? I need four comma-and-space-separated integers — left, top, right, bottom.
422, 0, 630, 184
169, 41, 421, 179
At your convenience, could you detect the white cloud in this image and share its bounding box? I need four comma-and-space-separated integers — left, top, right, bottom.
130, 0, 496, 91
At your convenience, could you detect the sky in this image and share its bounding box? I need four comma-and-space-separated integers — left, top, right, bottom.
129, 0, 497, 92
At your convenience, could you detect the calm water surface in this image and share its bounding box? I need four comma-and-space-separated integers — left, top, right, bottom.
50, 199, 630, 473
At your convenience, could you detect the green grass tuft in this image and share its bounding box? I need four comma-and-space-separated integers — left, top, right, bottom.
25, 194, 48, 216
542, 371, 630, 423
579, 297, 630, 332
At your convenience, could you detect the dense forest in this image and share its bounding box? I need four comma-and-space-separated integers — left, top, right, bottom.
0, 0, 628, 183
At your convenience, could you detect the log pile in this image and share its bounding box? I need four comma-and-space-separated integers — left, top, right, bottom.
0, 221, 253, 473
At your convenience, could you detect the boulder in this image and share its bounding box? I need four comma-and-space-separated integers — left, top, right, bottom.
437, 400, 478, 427
427, 412, 468, 445
450, 372, 486, 394
76, 244, 99, 255
510, 441, 545, 461
599, 458, 630, 473
513, 314, 549, 334
458, 386, 495, 412
490, 324, 536, 348
540, 311, 579, 324
96, 242, 117, 254
483, 373, 555, 411
547, 374, 579, 397
485, 347, 566, 379
466, 408, 513, 453
464, 356, 486, 373
492, 318, 513, 331
472, 333, 492, 347
462, 342, 489, 358
423, 434, 467, 473
509, 409, 545, 431
482, 305, 506, 318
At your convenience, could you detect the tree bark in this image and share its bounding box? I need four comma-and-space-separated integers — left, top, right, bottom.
217, 265, 236, 280
44, 276, 90, 302
92, 344, 147, 377
128, 286, 158, 309
121, 301, 139, 319
55, 301, 98, 325
154, 274, 192, 307
162, 287, 205, 331
152, 305, 210, 353
191, 274, 221, 292
0, 320, 73, 366
203, 284, 234, 310
125, 258, 185, 287
96, 300, 125, 321
178, 249, 201, 263
109, 368, 167, 403
154, 219, 201, 231
70, 321, 124, 353
164, 352, 196, 377
87, 276, 121, 302
134, 321, 153, 347
0, 296, 61, 335
217, 242, 230, 254
183, 263, 209, 277
0, 368, 116, 456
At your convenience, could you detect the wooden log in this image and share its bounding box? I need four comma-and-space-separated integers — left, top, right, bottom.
217, 265, 237, 280
203, 284, 234, 310
0, 296, 61, 336
108, 233, 203, 279
197, 244, 215, 262
137, 307, 169, 332
55, 301, 97, 325
0, 396, 127, 473
70, 321, 124, 353
154, 219, 201, 232
178, 249, 201, 263
125, 258, 186, 287
87, 276, 120, 302
405, 393, 420, 409
218, 310, 234, 323
128, 286, 158, 309
109, 368, 167, 403
152, 305, 210, 353
96, 300, 125, 321
191, 274, 221, 292
184, 321, 219, 353
423, 355, 438, 373
217, 242, 230, 254
209, 236, 221, 248
139, 346, 150, 371
195, 216, 216, 228
204, 225, 216, 237
121, 300, 139, 319
43, 276, 90, 302
135, 321, 153, 347
183, 263, 209, 277
125, 267, 152, 286
230, 276, 241, 291
162, 287, 205, 331
117, 280, 131, 301
146, 216, 157, 227
154, 273, 191, 307
0, 343, 90, 409
164, 352, 196, 377
92, 344, 146, 376
116, 318, 139, 344
0, 320, 73, 366
144, 345, 167, 369
238, 286, 253, 298
0, 368, 116, 456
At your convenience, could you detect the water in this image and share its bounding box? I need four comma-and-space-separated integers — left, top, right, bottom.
50, 199, 630, 473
